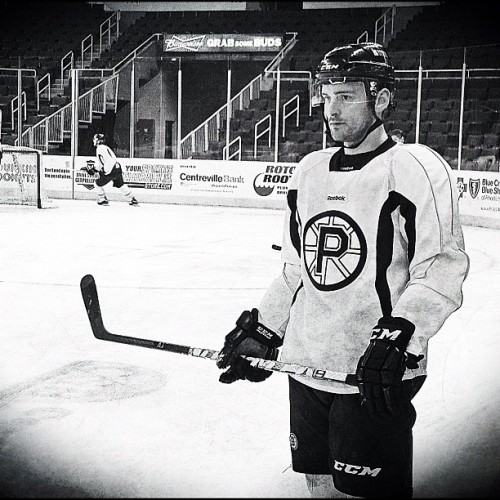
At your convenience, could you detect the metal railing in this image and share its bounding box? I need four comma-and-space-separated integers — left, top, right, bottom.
223, 136, 241, 161
282, 94, 299, 137
112, 33, 162, 75
180, 32, 298, 159
11, 92, 26, 131
19, 31, 160, 151
254, 114, 272, 157
355, 6, 396, 44
36, 73, 51, 111
56, 12, 121, 91
19, 73, 119, 151
0, 68, 36, 141
81, 34, 94, 69
6, 13, 137, 150
357, 30, 369, 43
375, 6, 395, 44
100, 11, 121, 54
60, 51, 74, 89
231, 70, 311, 160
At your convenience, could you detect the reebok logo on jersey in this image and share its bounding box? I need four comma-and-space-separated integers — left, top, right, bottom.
327, 195, 346, 202
371, 326, 402, 341
333, 460, 381, 477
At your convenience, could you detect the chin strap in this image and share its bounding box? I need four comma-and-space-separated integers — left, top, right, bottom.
344, 117, 383, 149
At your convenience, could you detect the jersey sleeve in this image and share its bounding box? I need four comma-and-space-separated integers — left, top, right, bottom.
389, 146, 470, 356
258, 164, 303, 335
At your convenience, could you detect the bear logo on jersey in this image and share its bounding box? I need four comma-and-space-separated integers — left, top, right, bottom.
303, 210, 367, 291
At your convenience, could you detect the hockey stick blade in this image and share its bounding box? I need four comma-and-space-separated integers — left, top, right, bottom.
81, 274, 194, 356
80, 274, 357, 386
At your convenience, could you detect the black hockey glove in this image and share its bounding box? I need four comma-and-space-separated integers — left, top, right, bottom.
355, 316, 424, 418
217, 308, 283, 384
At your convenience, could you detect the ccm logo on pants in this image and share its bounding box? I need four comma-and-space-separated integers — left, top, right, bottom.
333, 460, 381, 477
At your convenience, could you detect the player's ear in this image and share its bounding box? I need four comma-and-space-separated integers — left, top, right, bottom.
374, 88, 391, 115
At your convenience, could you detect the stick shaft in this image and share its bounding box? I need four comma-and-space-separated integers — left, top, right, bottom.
80, 274, 357, 386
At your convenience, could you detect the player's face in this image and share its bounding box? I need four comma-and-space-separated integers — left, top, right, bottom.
321, 82, 376, 146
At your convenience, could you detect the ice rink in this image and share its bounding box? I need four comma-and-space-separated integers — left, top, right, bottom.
0, 199, 498, 498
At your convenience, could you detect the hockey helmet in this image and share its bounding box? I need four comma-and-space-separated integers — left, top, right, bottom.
311, 42, 395, 107
93, 133, 105, 147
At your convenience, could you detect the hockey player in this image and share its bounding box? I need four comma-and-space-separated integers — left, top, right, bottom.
85, 134, 138, 206
216, 43, 469, 498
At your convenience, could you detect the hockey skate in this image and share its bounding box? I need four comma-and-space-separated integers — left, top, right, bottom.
97, 197, 109, 206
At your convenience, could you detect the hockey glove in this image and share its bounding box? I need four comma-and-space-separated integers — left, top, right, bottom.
217, 308, 283, 384
355, 316, 424, 418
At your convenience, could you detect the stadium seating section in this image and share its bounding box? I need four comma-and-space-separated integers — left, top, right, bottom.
0, 1, 499, 170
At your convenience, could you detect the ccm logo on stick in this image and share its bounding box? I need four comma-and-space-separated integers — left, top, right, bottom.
333, 460, 381, 477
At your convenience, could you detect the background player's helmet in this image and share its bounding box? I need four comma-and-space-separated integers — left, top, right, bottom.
311, 42, 395, 108
93, 134, 105, 147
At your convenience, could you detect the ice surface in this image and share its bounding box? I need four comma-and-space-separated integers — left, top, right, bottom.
0, 200, 498, 497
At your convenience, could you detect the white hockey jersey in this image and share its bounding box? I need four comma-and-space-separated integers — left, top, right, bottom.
95, 144, 118, 175
259, 139, 469, 393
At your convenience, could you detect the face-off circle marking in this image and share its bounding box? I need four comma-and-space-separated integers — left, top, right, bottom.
303, 210, 367, 291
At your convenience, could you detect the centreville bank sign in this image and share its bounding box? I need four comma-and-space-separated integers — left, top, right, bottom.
163, 33, 283, 52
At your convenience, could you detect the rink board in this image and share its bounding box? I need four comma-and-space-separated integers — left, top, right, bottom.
40, 154, 500, 227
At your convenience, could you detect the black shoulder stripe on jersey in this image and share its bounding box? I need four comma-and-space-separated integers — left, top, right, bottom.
291, 280, 304, 307
287, 189, 301, 257
375, 191, 416, 317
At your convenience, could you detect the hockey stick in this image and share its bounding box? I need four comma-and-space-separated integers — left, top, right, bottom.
80, 274, 357, 386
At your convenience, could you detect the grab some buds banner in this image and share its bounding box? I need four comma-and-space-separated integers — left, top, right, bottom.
163, 33, 283, 52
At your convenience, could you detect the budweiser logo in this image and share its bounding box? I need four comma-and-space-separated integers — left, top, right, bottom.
164, 35, 206, 52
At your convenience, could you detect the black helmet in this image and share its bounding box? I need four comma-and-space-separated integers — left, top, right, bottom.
312, 42, 395, 107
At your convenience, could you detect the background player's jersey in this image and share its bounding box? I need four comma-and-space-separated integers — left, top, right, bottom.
96, 144, 118, 175
258, 140, 469, 393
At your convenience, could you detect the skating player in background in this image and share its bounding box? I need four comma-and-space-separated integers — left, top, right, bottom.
216, 43, 469, 498
84, 134, 138, 206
